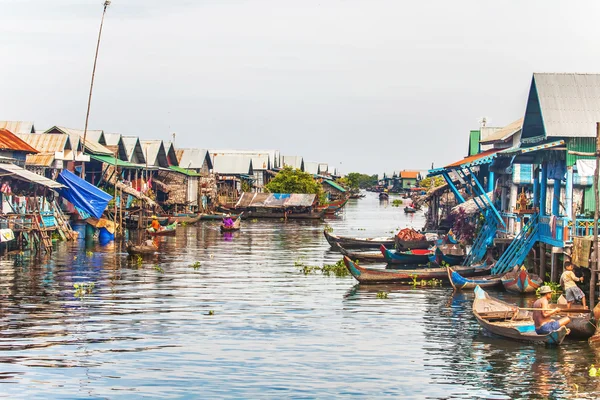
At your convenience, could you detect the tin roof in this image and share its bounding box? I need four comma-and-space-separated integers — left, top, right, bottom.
25, 154, 55, 167
212, 154, 254, 175
102, 133, 122, 146
304, 162, 319, 175
209, 150, 275, 170
121, 136, 146, 164
45, 126, 112, 155
281, 156, 304, 170
140, 140, 169, 168
0, 129, 39, 153
0, 163, 64, 189
480, 118, 523, 145
17, 133, 72, 154
323, 179, 346, 192
0, 121, 35, 134
177, 148, 213, 170
445, 149, 501, 169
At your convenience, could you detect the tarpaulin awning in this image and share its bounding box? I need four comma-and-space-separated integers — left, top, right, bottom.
235, 193, 316, 208
57, 170, 112, 219
0, 163, 64, 189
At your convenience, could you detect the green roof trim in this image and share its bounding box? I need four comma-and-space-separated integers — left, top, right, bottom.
90, 154, 140, 168
169, 165, 201, 176
324, 179, 347, 192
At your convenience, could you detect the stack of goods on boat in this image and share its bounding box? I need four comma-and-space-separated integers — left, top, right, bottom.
395, 228, 437, 250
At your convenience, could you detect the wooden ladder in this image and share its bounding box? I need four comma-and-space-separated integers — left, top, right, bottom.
52, 201, 76, 241
32, 213, 53, 253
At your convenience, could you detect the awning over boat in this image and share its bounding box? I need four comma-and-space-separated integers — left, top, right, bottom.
235, 193, 316, 208
57, 170, 112, 219
0, 163, 64, 189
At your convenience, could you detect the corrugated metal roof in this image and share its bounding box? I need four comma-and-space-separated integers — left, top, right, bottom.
25, 154, 55, 167
212, 154, 254, 175
480, 119, 523, 145
323, 179, 346, 192
318, 163, 328, 173
45, 126, 112, 155
209, 150, 274, 170
177, 148, 212, 170
163, 141, 179, 167
0, 129, 39, 153
140, 140, 169, 168
304, 162, 319, 175
525, 73, 600, 139
282, 156, 303, 170
169, 166, 201, 176
17, 133, 70, 153
0, 121, 35, 134
0, 163, 64, 189
102, 133, 122, 146
121, 136, 146, 164
235, 192, 316, 208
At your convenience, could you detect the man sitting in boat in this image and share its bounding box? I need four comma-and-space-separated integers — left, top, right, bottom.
560, 262, 586, 309
223, 214, 234, 228
151, 215, 163, 232
533, 286, 571, 335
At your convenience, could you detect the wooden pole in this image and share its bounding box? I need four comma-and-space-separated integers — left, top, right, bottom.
591, 122, 600, 310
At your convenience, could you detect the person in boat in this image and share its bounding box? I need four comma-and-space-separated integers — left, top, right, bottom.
151, 215, 163, 232
559, 262, 586, 309
532, 286, 571, 335
222, 214, 234, 228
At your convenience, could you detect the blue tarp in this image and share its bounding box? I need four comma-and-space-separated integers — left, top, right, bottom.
57, 170, 112, 219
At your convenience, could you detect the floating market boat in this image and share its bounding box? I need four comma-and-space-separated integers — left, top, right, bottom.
501, 266, 543, 294
404, 206, 416, 214
379, 192, 389, 200
147, 222, 177, 236
380, 245, 432, 264
324, 230, 395, 249
447, 266, 502, 290
343, 256, 487, 284
472, 286, 568, 345
319, 197, 349, 214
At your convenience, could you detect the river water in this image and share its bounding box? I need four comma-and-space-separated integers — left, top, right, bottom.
1, 193, 600, 399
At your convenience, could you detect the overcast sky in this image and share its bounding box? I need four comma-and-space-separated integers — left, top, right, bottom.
2, 0, 600, 175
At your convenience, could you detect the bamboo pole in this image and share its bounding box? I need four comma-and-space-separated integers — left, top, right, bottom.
592, 122, 600, 310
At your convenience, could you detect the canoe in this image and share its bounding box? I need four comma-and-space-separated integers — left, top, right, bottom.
501, 266, 543, 294
547, 303, 596, 340
380, 245, 432, 264
343, 256, 488, 284
349, 194, 365, 199
472, 286, 568, 345
319, 198, 349, 214
428, 246, 465, 266
242, 208, 326, 219
332, 242, 384, 263
404, 207, 416, 214
147, 222, 177, 236
379, 192, 389, 200
395, 236, 434, 251
324, 230, 395, 249
126, 241, 157, 255
220, 218, 241, 232
447, 266, 502, 290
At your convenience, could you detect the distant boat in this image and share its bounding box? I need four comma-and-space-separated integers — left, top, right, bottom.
404, 206, 416, 214
147, 222, 177, 236
379, 192, 389, 200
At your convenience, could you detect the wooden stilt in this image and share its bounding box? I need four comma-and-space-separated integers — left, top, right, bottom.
540, 243, 546, 281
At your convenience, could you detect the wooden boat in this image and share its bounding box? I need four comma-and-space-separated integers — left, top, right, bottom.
167, 213, 202, 224
220, 218, 241, 232
319, 197, 349, 214
241, 208, 325, 219
472, 286, 568, 345
332, 243, 384, 263
349, 193, 365, 199
126, 241, 158, 255
343, 256, 488, 284
379, 192, 389, 200
380, 245, 432, 264
395, 236, 434, 251
324, 230, 395, 249
547, 305, 596, 340
428, 246, 465, 266
404, 206, 416, 214
147, 222, 177, 236
200, 213, 241, 221
501, 266, 543, 294
447, 266, 502, 290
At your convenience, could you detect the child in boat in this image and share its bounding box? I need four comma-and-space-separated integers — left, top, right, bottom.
223, 214, 234, 228
560, 262, 586, 309
532, 286, 571, 335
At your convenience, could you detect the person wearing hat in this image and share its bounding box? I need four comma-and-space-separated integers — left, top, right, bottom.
532, 286, 571, 335
151, 215, 162, 232
222, 213, 234, 228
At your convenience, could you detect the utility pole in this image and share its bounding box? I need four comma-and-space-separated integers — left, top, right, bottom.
81, 0, 111, 180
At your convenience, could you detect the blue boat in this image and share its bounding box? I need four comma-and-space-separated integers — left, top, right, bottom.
447, 266, 501, 290
428, 247, 465, 266
380, 245, 432, 264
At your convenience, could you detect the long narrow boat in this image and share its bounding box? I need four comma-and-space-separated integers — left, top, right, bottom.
472, 286, 568, 345
324, 230, 395, 249
501, 266, 543, 294
319, 197, 349, 214
332, 242, 384, 263
220, 218, 241, 232
147, 222, 177, 236
167, 213, 202, 224
447, 266, 502, 290
380, 245, 432, 264
395, 236, 434, 251
343, 256, 488, 284
240, 208, 325, 220
379, 192, 389, 200
547, 305, 595, 340
126, 241, 158, 255
428, 246, 465, 266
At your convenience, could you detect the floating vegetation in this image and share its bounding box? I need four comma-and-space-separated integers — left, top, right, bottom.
153, 265, 164, 273
376, 291, 389, 299
589, 365, 597, 377
251, 218, 258, 223
391, 199, 403, 207
409, 275, 442, 287
324, 225, 334, 233
190, 261, 201, 270
74, 282, 95, 299
536, 281, 562, 301
136, 255, 143, 266
180, 221, 188, 227
207, 310, 215, 316
86, 250, 94, 257
295, 259, 349, 277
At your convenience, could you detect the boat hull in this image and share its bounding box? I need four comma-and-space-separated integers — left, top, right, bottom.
324, 230, 395, 249
395, 237, 434, 251
501, 267, 543, 294
447, 267, 502, 290
380, 245, 431, 264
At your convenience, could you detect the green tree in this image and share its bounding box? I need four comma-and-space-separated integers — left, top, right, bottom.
344, 172, 378, 189
266, 166, 323, 197
419, 176, 445, 189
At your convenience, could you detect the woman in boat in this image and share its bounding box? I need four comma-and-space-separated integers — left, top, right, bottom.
533, 286, 571, 335
223, 214, 234, 228
560, 262, 586, 309
151, 215, 163, 232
